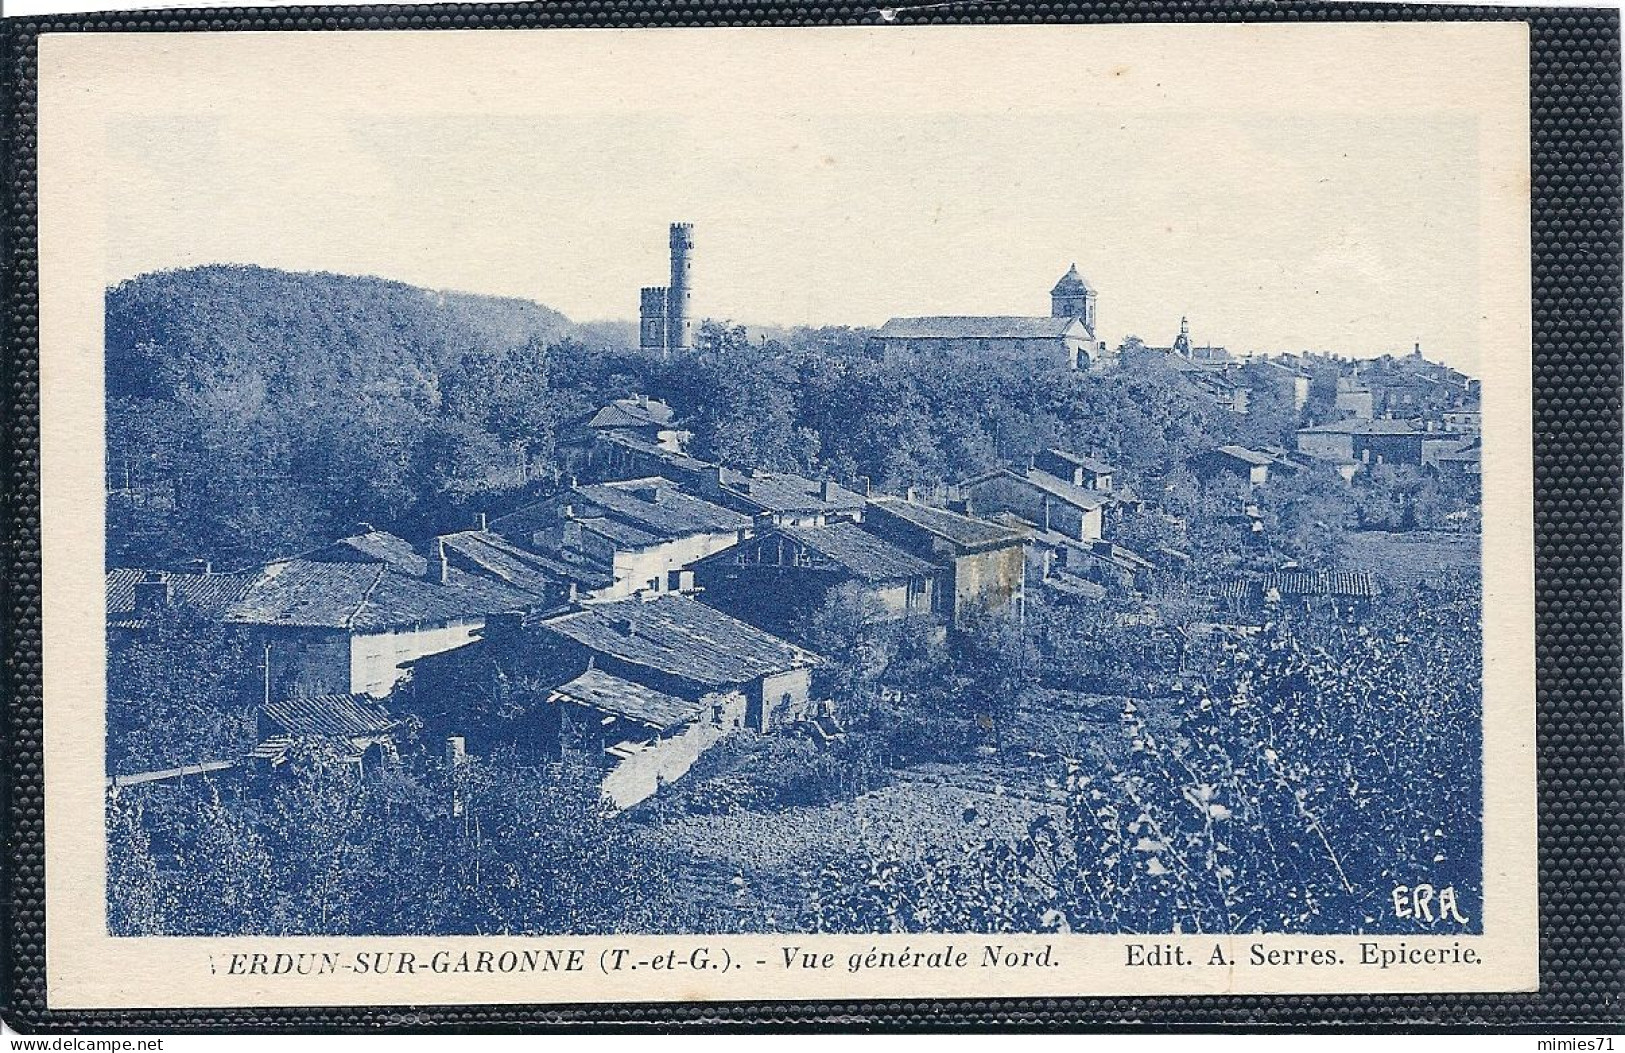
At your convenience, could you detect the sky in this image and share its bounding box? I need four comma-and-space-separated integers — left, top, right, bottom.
82, 26, 1529, 375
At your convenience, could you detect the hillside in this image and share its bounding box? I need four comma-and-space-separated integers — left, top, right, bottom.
105, 265, 640, 568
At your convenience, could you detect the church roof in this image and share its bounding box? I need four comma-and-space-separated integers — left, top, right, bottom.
878, 316, 1086, 341
1050, 263, 1095, 296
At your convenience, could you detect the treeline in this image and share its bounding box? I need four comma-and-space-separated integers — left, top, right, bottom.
108, 266, 1433, 571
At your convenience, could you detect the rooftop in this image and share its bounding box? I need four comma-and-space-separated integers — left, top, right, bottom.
1050, 263, 1096, 296
307, 529, 428, 577
1262, 570, 1380, 598
774, 521, 939, 582
1215, 445, 1278, 467
716, 466, 867, 515
225, 558, 538, 631
437, 529, 565, 594
263, 694, 398, 740
962, 467, 1110, 510
585, 395, 677, 432
540, 594, 815, 688
549, 667, 702, 732
867, 497, 1024, 552
1043, 448, 1118, 474
106, 568, 257, 620
575, 478, 750, 539
877, 316, 1087, 341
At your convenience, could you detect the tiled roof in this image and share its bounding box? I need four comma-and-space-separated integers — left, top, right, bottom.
227, 560, 385, 628
775, 522, 938, 582
1262, 570, 1380, 598
962, 467, 1111, 511
1044, 448, 1117, 474
717, 467, 866, 515
585, 396, 677, 431
1050, 263, 1095, 296
354, 570, 538, 631
106, 568, 257, 619
264, 694, 397, 740
308, 530, 428, 577
579, 515, 664, 550
550, 668, 702, 731
226, 559, 537, 630
867, 497, 1023, 551
437, 530, 559, 594
601, 431, 712, 474
541, 594, 815, 688
574, 479, 750, 539
1298, 418, 1423, 436
1215, 445, 1277, 466
877, 316, 1086, 341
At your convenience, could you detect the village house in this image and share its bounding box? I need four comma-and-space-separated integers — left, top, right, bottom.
1034, 448, 1116, 493
1296, 418, 1465, 470
861, 497, 1026, 626
689, 520, 938, 639
959, 467, 1109, 543
107, 554, 545, 701
490, 477, 750, 599
545, 667, 714, 808
539, 594, 819, 736
1190, 445, 1299, 487
1430, 437, 1482, 482
557, 394, 692, 479
224, 557, 544, 699
305, 527, 430, 577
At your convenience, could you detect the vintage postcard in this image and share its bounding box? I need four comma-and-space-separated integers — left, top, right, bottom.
36, 23, 1535, 1009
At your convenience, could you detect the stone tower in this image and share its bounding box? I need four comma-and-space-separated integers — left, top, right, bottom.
1050, 263, 1097, 332
639, 286, 669, 355
667, 222, 694, 352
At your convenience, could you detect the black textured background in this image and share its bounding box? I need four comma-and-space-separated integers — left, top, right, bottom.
1, 2, 1619, 1031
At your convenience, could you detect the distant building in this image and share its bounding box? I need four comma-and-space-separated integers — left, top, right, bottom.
638, 223, 695, 358
690, 520, 938, 638
1190, 445, 1297, 487
545, 667, 716, 808
959, 467, 1109, 543
1334, 374, 1376, 420
490, 477, 750, 599
1296, 418, 1464, 469
305, 528, 429, 577
861, 497, 1026, 626
1033, 448, 1116, 493
875, 264, 1107, 371
558, 394, 692, 479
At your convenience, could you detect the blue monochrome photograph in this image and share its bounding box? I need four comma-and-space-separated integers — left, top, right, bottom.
97, 67, 1488, 944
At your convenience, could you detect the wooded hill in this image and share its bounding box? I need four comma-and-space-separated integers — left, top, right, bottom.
106, 265, 633, 568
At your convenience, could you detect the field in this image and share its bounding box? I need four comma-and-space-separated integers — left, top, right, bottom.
1339, 530, 1480, 587
634, 691, 1183, 932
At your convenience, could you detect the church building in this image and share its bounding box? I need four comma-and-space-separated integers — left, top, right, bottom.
875, 264, 1109, 371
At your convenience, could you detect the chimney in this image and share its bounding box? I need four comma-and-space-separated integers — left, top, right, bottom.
905, 486, 918, 503
133, 572, 172, 618
436, 538, 450, 585
476, 511, 488, 532
709, 464, 726, 492
855, 475, 871, 497
613, 616, 636, 636
820, 479, 837, 502
483, 610, 523, 642
637, 393, 649, 409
